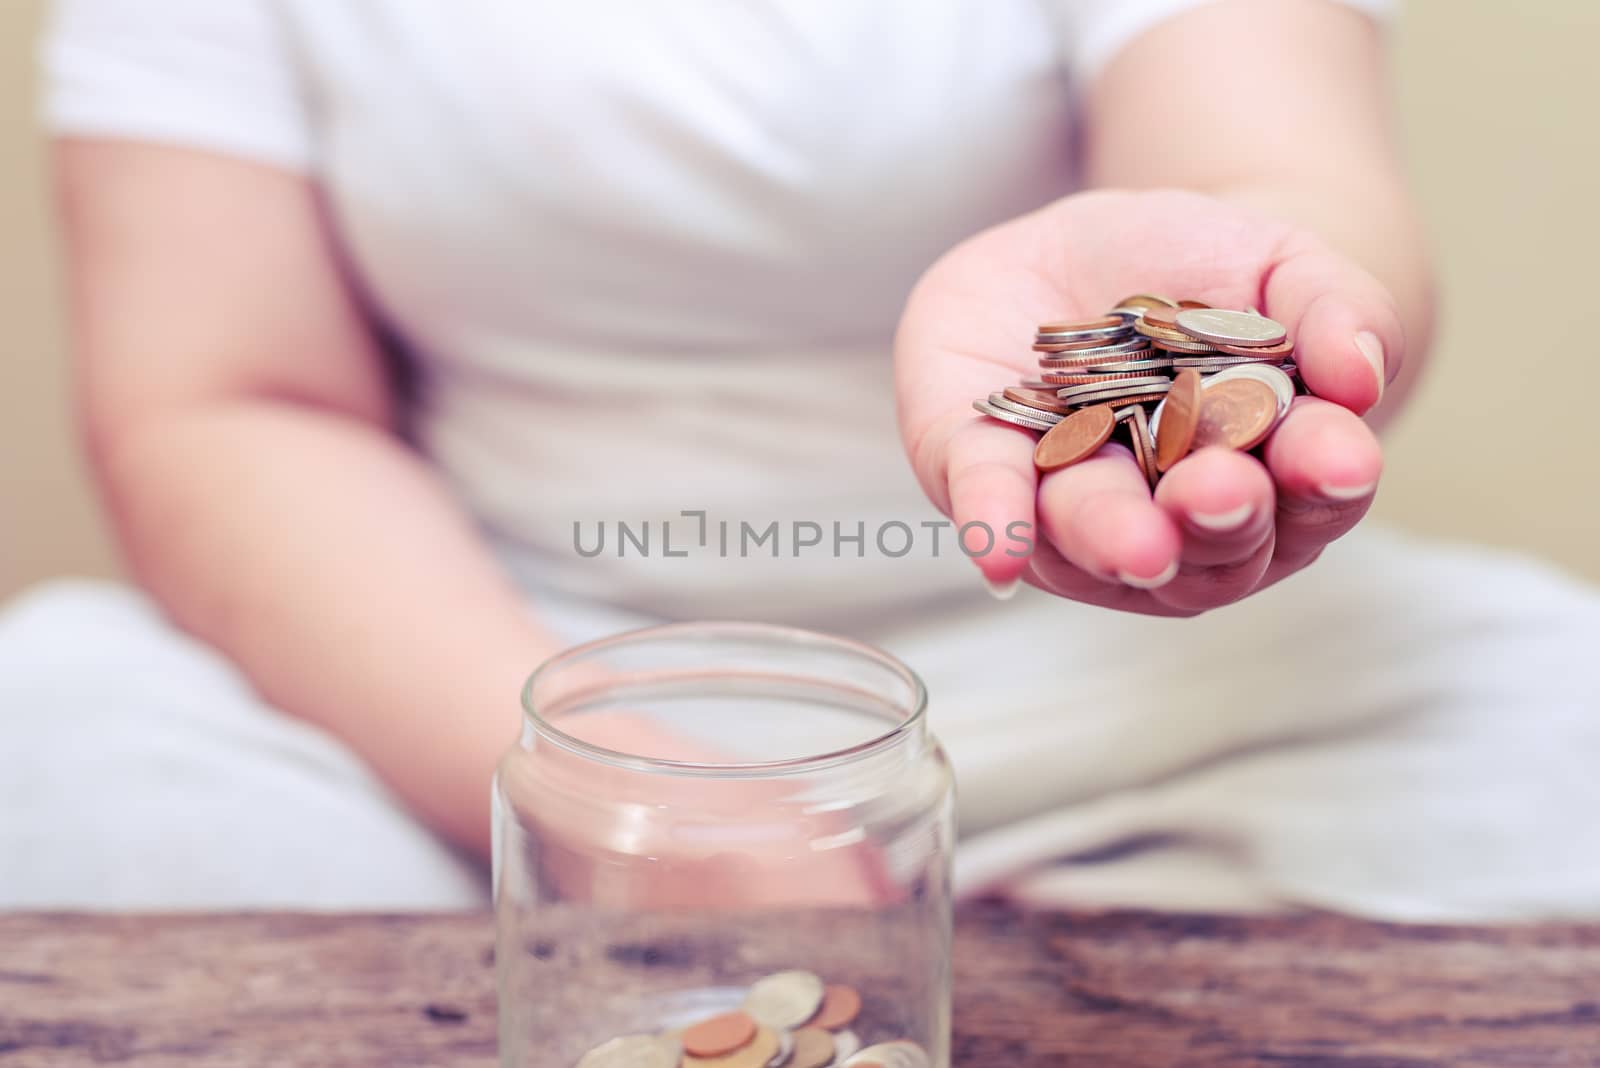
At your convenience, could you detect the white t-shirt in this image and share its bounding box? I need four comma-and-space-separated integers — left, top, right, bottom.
41, 0, 1389, 628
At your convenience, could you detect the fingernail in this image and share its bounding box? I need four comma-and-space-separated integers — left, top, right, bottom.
1355, 332, 1386, 405
983, 575, 1021, 601
1318, 479, 1378, 501
1188, 502, 1256, 533
1117, 559, 1179, 590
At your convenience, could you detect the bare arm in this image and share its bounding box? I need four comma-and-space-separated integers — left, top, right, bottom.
1084, 0, 1436, 416
57, 140, 561, 858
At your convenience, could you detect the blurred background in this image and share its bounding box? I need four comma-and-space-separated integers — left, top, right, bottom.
2, 0, 1597, 599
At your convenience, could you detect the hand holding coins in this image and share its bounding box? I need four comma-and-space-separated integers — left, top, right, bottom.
974, 296, 1299, 487
575, 970, 929, 1068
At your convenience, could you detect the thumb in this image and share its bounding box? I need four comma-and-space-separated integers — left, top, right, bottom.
1263, 235, 1405, 416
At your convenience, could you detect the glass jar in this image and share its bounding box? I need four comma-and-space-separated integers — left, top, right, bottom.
494, 622, 954, 1068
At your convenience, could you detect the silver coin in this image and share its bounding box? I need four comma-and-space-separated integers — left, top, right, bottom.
1205, 363, 1297, 419
842, 1041, 931, 1068
1041, 358, 1174, 378
833, 1031, 863, 1063
976, 396, 1057, 432
1064, 384, 1172, 407
1166, 356, 1275, 371
1036, 337, 1150, 362
1034, 317, 1135, 343
1147, 337, 1221, 355
766, 1029, 795, 1068
973, 398, 1054, 432
1055, 375, 1170, 400
576, 1035, 683, 1068
988, 394, 1065, 423
743, 971, 826, 1032
1174, 308, 1288, 348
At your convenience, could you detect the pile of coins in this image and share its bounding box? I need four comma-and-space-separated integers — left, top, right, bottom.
575, 970, 928, 1068
972, 295, 1300, 486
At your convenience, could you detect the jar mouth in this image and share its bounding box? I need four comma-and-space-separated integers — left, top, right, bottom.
520, 621, 928, 778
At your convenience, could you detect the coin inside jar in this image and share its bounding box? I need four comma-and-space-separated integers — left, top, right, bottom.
743, 970, 825, 1032
1155, 370, 1202, 472
786, 1029, 839, 1068
807, 984, 863, 1031
843, 1041, 932, 1068
684, 1026, 780, 1068
682, 1012, 758, 1058
1034, 405, 1115, 472
1191, 378, 1279, 451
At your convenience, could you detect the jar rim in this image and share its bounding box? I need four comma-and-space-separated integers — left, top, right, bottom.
520, 621, 929, 778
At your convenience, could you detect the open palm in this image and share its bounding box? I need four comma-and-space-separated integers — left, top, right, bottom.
895, 190, 1403, 616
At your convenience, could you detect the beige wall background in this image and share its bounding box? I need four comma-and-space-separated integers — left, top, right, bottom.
2, 1, 1597, 599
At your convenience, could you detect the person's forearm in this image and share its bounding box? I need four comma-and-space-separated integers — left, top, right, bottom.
1082, 0, 1437, 423
96, 399, 560, 859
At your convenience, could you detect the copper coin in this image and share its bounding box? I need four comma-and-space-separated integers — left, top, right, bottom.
1134, 322, 1193, 344
1034, 404, 1115, 472
787, 1028, 839, 1068
1037, 370, 1165, 387
1192, 378, 1278, 451
1055, 374, 1170, 397
989, 394, 1064, 424
1177, 299, 1211, 309
1039, 350, 1163, 370
684, 1027, 781, 1068
1122, 405, 1159, 489
1140, 305, 1183, 331
1215, 337, 1295, 358
1036, 313, 1129, 335
1003, 386, 1073, 415
1036, 337, 1152, 358
808, 984, 863, 1031
1033, 335, 1138, 353
1175, 308, 1288, 348
1155, 370, 1201, 472
682, 1012, 758, 1058
1080, 390, 1170, 408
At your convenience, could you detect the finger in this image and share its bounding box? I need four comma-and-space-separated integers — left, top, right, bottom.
1023, 535, 1202, 617
1263, 397, 1383, 569
1262, 234, 1404, 416
1036, 443, 1181, 589
937, 415, 1039, 587
1153, 446, 1276, 566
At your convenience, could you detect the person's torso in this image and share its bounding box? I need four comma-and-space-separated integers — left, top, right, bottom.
283, 0, 1079, 625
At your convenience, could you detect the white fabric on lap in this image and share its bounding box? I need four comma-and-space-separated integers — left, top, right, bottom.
0, 581, 486, 909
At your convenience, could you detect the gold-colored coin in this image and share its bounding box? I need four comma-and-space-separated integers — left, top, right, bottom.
787, 1028, 839, 1068
1109, 293, 1177, 314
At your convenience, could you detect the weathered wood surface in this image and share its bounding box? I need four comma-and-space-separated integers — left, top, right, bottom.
3, 908, 1600, 1066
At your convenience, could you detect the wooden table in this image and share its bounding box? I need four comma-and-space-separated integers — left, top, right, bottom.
3, 909, 1599, 1066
